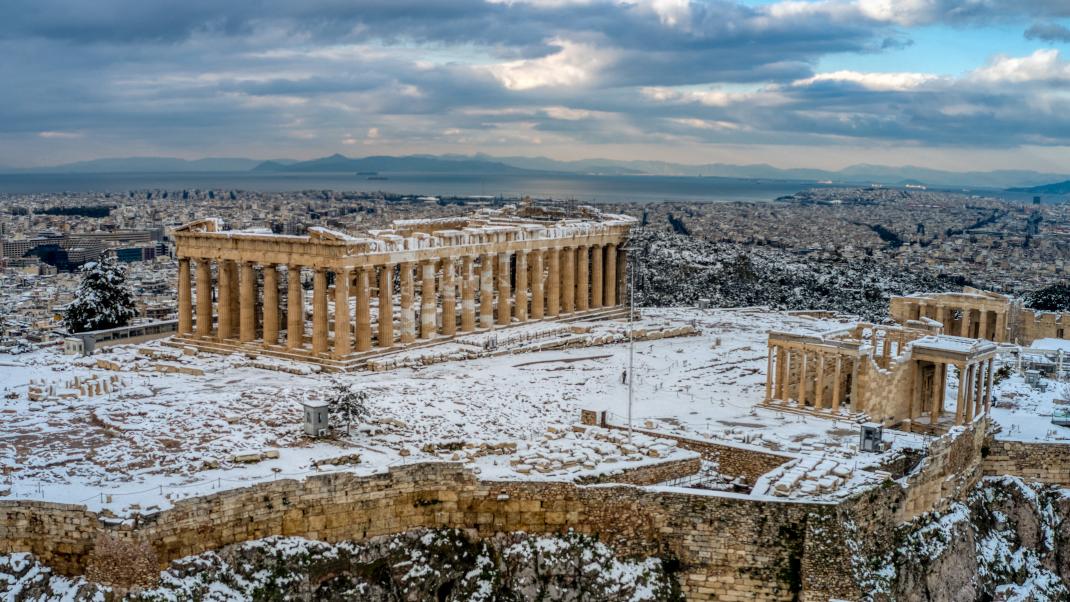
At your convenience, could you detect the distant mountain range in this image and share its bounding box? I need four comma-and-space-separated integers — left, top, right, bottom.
1008, 180, 1070, 195
5, 153, 1069, 191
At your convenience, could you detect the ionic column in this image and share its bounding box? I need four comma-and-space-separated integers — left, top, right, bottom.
954, 364, 967, 425
591, 245, 603, 310
442, 259, 457, 336
561, 246, 575, 314
460, 257, 476, 332
356, 267, 372, 352
400, 262, 415, 344
984, 357, 994, 414
547, 248, 561, 317
195, 259, 213, 337
604, 243, 617, 307
974, 360, 986, 418
796, 350, 808, 404
177, 258, 193, 335
263, 264, 279, 345
576, 245, 589, 312
420, 260, 436, 339
530, 250, 544, 320
777, 347, 789, 400
218, 260, 234, 340
335, 267, 352, 355
931, 363, 944, 425
832, 355, 843, 412
497, 252, 512, 326
378, 264, 394, 347
480, 254, 495, 329
287, 265, 304, 349
240, 261, 256, 343
312, 268, 328, 354
514, 251, 528, 322
815, 352, 826, 409
964, 364, 976, 422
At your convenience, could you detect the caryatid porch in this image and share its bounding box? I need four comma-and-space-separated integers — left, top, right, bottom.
172, 206, 634, 370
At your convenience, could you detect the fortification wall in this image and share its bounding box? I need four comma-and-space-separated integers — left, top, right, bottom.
1014, 308, 1070, 346
898, 418, 988, 522
1, 462, 863, 601
982, 438, 1070, 486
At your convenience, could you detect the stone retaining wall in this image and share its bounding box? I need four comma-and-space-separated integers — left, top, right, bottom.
1, 463, 862, 601
982, 438, 1070, 485
575, 456, 701, 485
897, 418, 988, 522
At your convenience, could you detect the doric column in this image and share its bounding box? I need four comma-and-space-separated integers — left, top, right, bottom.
796, 350, 808, 404
994, 311, 1007, 342
765, 346, 775, 401
378, 265, 394, 347
218, 260, 234, 340
480, 253, 495, 329
931, 363, 944, 425
287, 265, 304, 349
832, 355, 843, 412
312, 268, 328, 354
964, 364, 976, 422
356, 267, 372, 352
497, 252, 512, 326
547, 248, 560, 317
514, 251, 528, 322
195, 259, 213, 337
420, 260, 436, 339
777, 347, 789, 400
460, 257, 476, 332
400, 262, 415, 344
959, 309, 970, 337
530, 250, 544, 320
978, 310, 990, 340
936, 305, 947, 333
227, 261, 240, 333
576, 245, 589, 312
561, 246, 575, 314
240, 261, 256, 342
335, 267, 352, 355
177, 258, 193, 335
815, 352, 826, 409
591, 245, 603, 310
263, 264, 279, 345
441, 259, 457, 336
604, 243, 617, 307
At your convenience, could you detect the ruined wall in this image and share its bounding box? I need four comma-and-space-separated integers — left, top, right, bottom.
575, 456, 701, 486
982, 439, 1070, 486
0, 463, 859, 601
898, 418, 988, 522
1014, 308, 1070, 346
857, 354, 915, 426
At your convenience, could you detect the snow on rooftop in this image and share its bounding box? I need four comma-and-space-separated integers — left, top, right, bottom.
1029, 338, 1070, 353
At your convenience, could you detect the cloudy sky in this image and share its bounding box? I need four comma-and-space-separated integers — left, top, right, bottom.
3, 0, 1070, 170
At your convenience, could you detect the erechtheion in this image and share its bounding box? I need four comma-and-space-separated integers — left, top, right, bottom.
172, 204, 634, 370
765, 321, 997, 433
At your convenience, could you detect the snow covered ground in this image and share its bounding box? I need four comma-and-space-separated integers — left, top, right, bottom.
1, 307, 930, 514
990, 371, 1070, 443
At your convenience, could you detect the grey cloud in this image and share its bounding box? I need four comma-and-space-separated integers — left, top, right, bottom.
1025, 22, 1070, 42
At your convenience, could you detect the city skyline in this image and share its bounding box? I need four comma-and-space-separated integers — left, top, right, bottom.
2, 0, 1070, 171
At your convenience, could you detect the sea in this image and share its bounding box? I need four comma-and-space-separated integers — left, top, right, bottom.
0, 171, 1056, 204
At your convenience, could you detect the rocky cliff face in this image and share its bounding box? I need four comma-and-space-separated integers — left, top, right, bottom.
881, 476, 1070, 601
1, 529, 682, 601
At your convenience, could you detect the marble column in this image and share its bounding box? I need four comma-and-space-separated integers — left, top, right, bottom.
400, 262, 415, 344
604, 243, 617, 307
765, 347, 775, 401
530, 250, 544, 320
240, 261, 256, 343
547, 248, 561, 317
497, 252, 512, 326
984, 357, 994, 414
796, 351, 808, 404
994, 311, 1006, 342
195, 259, 212, 337
576, 245, 589, 312
227, 261, 240, 332
955, 364, 967, 425
931, 363, 943, 426
335, 267, 352, 355
832, 355, 843, 412
356, 267, 372, 352
591, 245, 603, 310
420, 260, 436, 339
936, 305, 947, 333
218, 260, 234, 340
617, 248, 628, 306
441, 259, 457, 336
263, 264, 279, 345
777, 347, 789, 400
974, 360, 986, 417
480, 253, 494, 329
978, 310, 990, 340
815, 352, 826, 409
287, 265, 304, 349
514, 251, 528, 322
312, 268, 328, 354
378, 264, 394, 347
561, 246, 575, 314
959, 309, 970, 337
964, 364, 976, 422
461, 256, 476, 332
177, 258, 192, 335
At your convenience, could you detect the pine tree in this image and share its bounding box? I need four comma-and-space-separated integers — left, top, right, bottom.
64, 255, 138, 333
327, 382, 370, 435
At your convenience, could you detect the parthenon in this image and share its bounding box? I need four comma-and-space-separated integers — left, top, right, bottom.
171, 204, 634, 370
889, 288, 1011, 342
